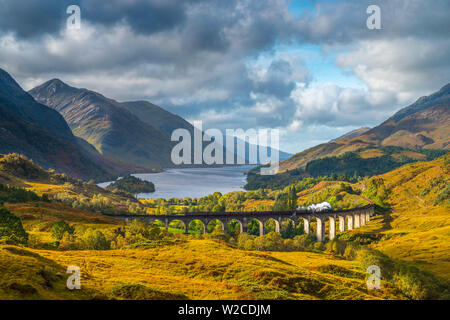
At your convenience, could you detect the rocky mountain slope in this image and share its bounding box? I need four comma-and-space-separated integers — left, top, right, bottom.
29, 80, 174, 169
0, 68, 113, 180
30, 80, 292, 167
280, 84, 450, 172
329, 127, 371, 142
121, 100, 194, 137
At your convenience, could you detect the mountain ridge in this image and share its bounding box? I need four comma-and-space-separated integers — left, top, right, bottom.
29, 79, 174, 170
279, 83, 450, 172
30, 79, 292, 167
329, 127, 371, 143
0, 68, 117, 180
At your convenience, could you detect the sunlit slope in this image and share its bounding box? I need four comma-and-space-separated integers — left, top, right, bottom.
34, 240, 402, 300
368, 157, 450, 278
0, 246, 89, 300
285, 155, 449, 279
279, 84, 450, 172
0, 153, 143, 214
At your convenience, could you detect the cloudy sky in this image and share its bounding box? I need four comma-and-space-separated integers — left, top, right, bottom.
0, 0, 449, 154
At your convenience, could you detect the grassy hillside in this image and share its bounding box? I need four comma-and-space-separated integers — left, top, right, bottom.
246, 146, 447, 190
30, 239, 405, 300
0, 154, 448, 300
365, 157, 450, 278
288, 154, 450, 280
0, 245, 90, 300
0, 153, 145, 215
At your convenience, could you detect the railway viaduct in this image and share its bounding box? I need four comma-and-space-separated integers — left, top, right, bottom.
111, 205, 374, 242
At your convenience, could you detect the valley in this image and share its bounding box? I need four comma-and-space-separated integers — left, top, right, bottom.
0, 151, 448, 300
0, 69, 448, 301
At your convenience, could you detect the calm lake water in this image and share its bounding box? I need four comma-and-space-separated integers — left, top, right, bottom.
98, 165, 255, 199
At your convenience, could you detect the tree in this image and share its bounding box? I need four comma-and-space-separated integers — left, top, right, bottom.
282, 221, 296, 239
212, 204, 225, 212
58, 233, 78, 250
287, 186, 298, 210
82, 229, 110, 250
261, 232, 284, 251
51, 220, 75, 240
272, 193, 288, 211
0, 208, 28, 245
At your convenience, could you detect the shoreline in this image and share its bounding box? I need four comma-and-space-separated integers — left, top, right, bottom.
98, 165, 255, 199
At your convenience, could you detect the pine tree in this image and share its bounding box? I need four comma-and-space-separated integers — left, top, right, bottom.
287, 186, 298, 210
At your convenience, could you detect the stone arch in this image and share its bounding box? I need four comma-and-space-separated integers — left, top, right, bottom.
264, 218, 281, 234
147, 218, 166, 230
280, 217, 295, 235
226, 219, 243, 235
206, 219, 225, 233
168, 219, 188, 234
187, 219, 206, 234
248, 218, 264, 236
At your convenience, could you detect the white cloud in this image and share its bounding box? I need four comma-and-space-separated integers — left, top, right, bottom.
337, 38, 450, 103
0, 0, 449, 154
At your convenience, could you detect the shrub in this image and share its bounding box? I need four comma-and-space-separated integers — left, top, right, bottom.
109, 284, 187, 300
434, 183, 450, 205
313, 242, 325, 251
81, 229, 110, 250
317, 264, 364, 279
124, 220, 164, 245
357, 248, 396, 281
293, 234, 314, 249
260, 232, 284, 251
343, 242, 361, 260
0, 208, 28, 245
393, 265, 444, 300
58, 232, 78, 250
327, 238, 347, 255
205, 229, 229, 242
51, 220, 75, 240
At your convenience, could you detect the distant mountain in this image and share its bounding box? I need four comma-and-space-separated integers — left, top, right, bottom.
29, 80, 174, 170
279, 84, 450, 172
121, 101, 292, 162
30, 81, 291, 168
329, 127, 371, 142
121, 101, 193, 136
0, 68, 115, 180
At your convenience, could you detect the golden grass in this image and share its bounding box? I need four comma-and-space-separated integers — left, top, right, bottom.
0, 245, 89, 300
1, 155, 448, 299
391, 151, 427, 161
359, 149, 386, 159
279, 155, 450, 281
355, 157, 449, 279
26, 240, 403, 300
